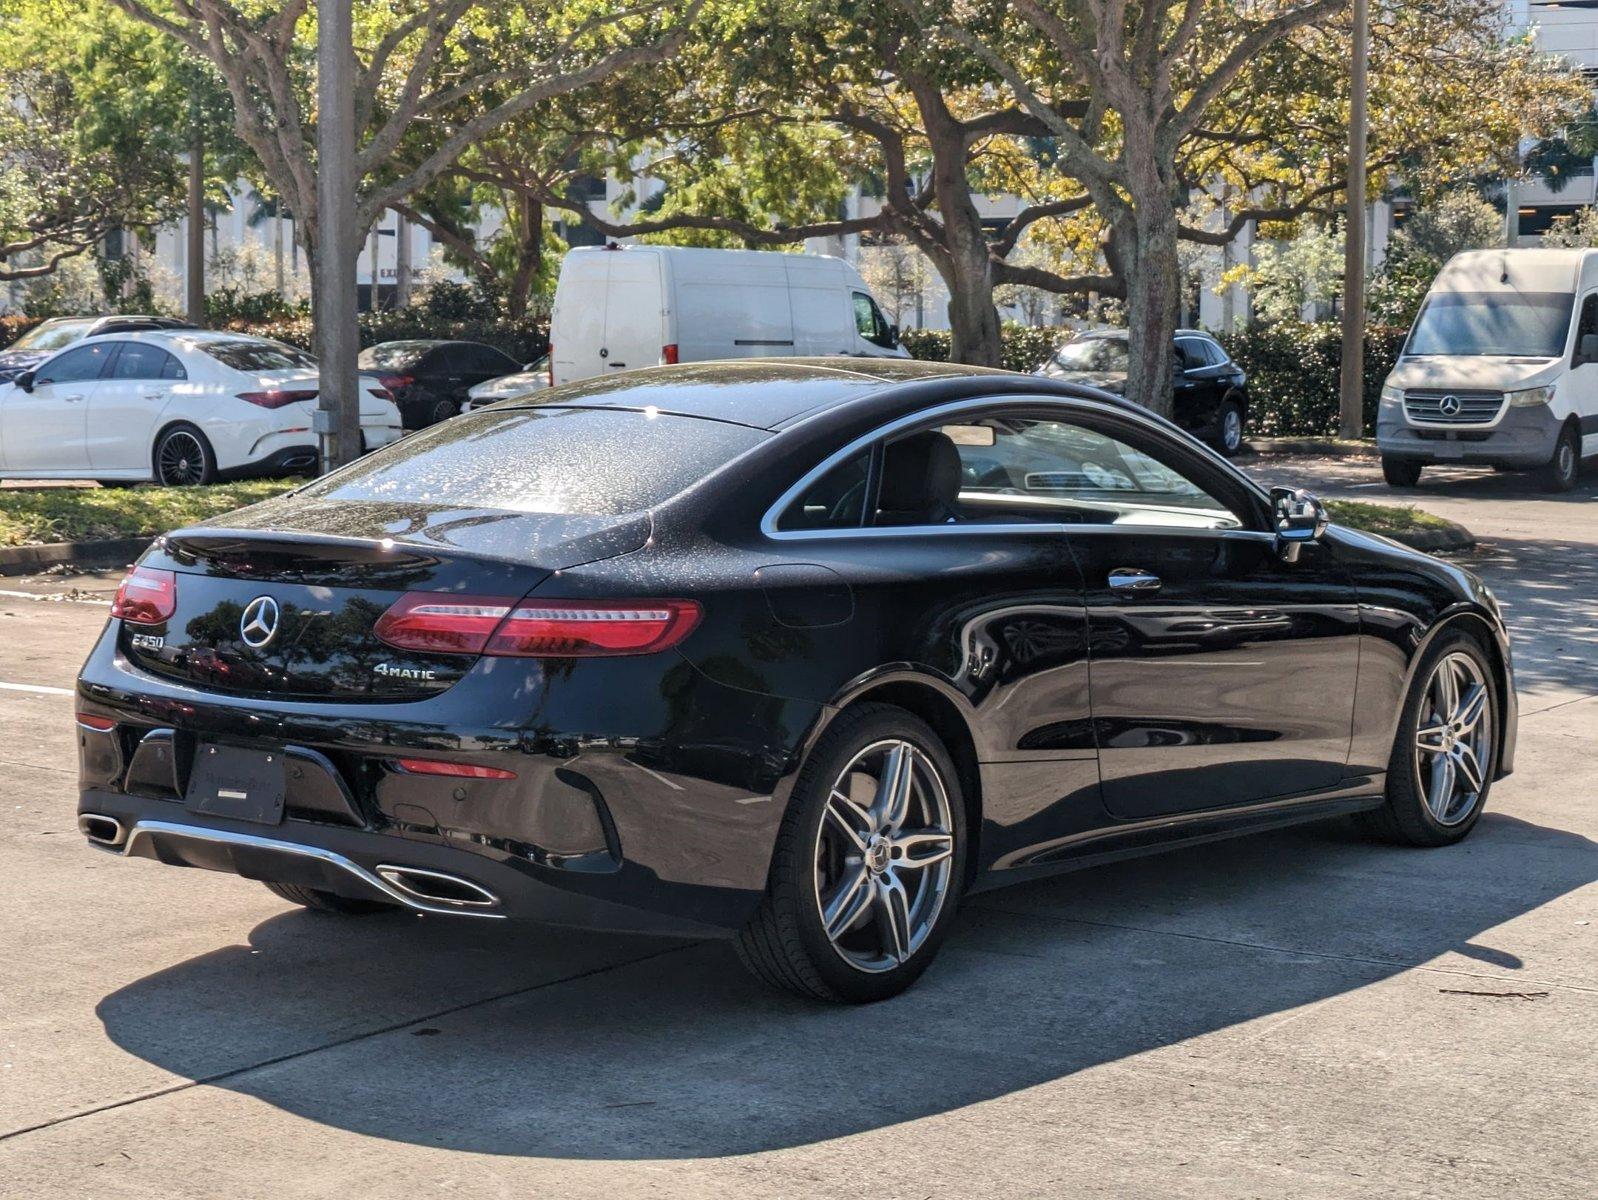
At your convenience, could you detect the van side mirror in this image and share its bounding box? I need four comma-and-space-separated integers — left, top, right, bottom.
15, 370, 34, 393
1271, 485, 1328, 563
1579, 333, 1598, 364
888, 323, 900, 345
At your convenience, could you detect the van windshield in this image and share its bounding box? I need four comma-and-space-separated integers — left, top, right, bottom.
1406, 291, 1573, 358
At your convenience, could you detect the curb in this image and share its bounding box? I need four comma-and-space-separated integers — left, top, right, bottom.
1242, 438, 1379, 458
0, 536, 152, 577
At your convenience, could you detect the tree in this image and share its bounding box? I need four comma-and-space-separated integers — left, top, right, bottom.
1369, 189, 1503, 325
1537, 207, 1598, 249
1233, 223, 1345, 323
941, 0, 1587, 413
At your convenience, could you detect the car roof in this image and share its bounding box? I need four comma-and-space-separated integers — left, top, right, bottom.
1074, 328, 1215, 342
506, 358, 1015, 430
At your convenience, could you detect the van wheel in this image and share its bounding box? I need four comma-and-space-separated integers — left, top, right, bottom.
1538, 425, 1581, 493
1382, 457, 1423, 487
734, 704, 967, 1003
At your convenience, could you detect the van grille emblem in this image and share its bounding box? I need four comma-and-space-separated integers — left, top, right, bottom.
239, 596, 280, 649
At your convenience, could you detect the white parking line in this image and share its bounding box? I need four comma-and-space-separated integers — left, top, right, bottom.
0, 681, 74, 697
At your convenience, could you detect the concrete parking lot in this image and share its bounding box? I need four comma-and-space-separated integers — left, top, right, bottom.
1, 458, 1595, 1198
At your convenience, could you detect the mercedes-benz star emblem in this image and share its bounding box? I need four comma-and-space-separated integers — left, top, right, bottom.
1439, 394, 1462, 417
239, 596, 280, 649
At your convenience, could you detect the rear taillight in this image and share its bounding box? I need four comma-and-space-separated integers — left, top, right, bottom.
237, 389, 319, 409
374, 595, 701, 658
546, 347, 554, 388
368, 386, 394, 401
76, 712, 116, 732
111, 566, 176, 624
391, 758, 516, 780
662, 343, 679, 365
378, 373, 414, 392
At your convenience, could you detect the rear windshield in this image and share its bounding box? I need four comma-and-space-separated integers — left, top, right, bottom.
358, 341, 440, 368
11, 319, 93, 352
1406, 291, 1574, 358
200, 338, 317, 371
1051, 338, 1128, 373
300, 407, 769, 516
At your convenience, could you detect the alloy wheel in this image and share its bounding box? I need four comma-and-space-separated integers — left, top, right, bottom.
156, 431, 207, 486
1221, 407, 1243, 453
813, 739, 955, 973
1413, 651, 1492, 826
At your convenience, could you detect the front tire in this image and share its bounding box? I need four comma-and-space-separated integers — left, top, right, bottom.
1360, 630, 1498, 847
1538, 424, 1581, 493
735, 704, 967, 1003
1211, 397, 1245, 457
153, 423, 217, 487
1382, 456, 1423, 487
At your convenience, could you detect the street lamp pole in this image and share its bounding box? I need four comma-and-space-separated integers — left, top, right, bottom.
316, 0, 359, 474
1339, 0, 1370, 441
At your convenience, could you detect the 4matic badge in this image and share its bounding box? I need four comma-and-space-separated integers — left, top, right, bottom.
374, 662, 439, 682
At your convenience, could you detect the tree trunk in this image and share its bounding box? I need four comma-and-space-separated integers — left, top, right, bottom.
186, 127, 205, 325
506, 193, 541, 321
1119, 202, 1182, 419
943, 258, 1003, 366
394, 212, 412, 308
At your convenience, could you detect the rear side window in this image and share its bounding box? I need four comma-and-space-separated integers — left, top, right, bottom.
110, 342, 186, 381
301, 407, 769, 516
200, 339, 315, 372
777, 451, 870, 530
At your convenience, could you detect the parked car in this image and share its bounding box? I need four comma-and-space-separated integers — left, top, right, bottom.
548, 244, 908, 387
358, 339, 524, 430
1037, 328, 1250, 455
0, 315, 197, 384
1379, 248, 1598, 492
465, 354, 550, 410
77, 358, 1514, 1003
0, 331, 402, 485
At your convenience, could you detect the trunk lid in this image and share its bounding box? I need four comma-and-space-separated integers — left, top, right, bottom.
124, 496, 649, 701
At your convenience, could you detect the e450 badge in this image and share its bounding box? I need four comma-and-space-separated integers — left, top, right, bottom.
129, 632, 165, 651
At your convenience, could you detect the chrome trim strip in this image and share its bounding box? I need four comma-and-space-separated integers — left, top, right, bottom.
376, 864, 500, 909
121, 819, 506, 919
760, 392, 1261, 542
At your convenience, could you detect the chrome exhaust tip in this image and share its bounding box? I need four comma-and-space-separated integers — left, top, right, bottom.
79, 813, 126, 848
375, 864, 499, 910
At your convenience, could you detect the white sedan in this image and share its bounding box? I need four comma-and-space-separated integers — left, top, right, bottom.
0, 330, 404, 486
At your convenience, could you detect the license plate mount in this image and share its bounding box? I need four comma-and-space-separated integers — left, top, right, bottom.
187, 744, 287, 825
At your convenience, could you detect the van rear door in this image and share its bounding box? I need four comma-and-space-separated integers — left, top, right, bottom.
550, 250, 608, 385
599, 250, 666, 376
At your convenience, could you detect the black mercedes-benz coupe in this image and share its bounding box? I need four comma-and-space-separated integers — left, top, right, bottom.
76, 359, 1516, 1003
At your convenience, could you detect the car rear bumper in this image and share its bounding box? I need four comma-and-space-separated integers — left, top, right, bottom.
1377, 404, 1561, 467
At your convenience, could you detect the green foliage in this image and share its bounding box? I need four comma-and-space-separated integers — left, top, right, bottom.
900, 323, 1059, 373
1234, 226, 1345, 323
1219, 322, 1408, 437
1538, 207, 1598, 249
1369, 190, 1504, 326
204, 288, 310, 326
0, 478, 299, 547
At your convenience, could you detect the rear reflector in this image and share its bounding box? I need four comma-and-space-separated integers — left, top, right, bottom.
662, 343, 679, 365
546, 347, 554, 387
374, 595, 701, 658
111, 566, 177, 624
76, 712, 116, 732
391, 757, 516, 780
237, 389, 319, 409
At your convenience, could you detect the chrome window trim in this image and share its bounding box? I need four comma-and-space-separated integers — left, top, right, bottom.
762, 393, 1258, 542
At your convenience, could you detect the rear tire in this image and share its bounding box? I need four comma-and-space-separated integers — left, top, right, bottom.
1537, 425, 1581, 493
263, 880, 396, 915
428, 397, 460, 426
1359, 629, 1497, 848
735, 703, 967, 1003
153, 423, 217, 487
1382, 457, 1423, 487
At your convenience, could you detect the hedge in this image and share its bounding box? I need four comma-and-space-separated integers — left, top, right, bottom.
901, 319, 1407, 438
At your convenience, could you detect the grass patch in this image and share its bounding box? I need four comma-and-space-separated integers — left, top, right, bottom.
1325, 498, 1453, 537
0, 479, 301, 547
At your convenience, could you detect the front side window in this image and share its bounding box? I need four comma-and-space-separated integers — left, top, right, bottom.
852, 293, 896, 348
1407, 291, 1574, 358
35, 343, 114, 386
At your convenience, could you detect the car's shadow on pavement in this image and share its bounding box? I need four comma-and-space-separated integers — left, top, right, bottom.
96, 812, 1596, 1159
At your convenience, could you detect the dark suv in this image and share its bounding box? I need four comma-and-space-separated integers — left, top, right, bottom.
1037, 329, 1250, 456
0, 315, 197, 383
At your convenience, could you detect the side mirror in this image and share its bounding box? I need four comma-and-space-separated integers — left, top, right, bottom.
1580, 333, 1598, 364
1271, 485, 1328, 563
15, 370, 35, 393
888, 323, 900, 344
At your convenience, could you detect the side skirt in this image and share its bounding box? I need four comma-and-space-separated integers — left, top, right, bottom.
969, 776, 1386, 894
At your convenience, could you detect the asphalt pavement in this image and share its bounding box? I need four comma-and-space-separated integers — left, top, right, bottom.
1, 458, 1595, 1198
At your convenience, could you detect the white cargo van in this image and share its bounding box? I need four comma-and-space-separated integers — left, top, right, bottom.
547, 245, 909, 385
1378, 247, 1598, 492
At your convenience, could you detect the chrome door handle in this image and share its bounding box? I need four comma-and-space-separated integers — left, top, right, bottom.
61, 394, 84, 403
141, 391, 164, 400
1108, 568, 1162, 593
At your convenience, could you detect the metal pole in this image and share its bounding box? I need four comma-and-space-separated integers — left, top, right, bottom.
316, 0, 359, 472
395, 211, 412, 308
1339, 0, 1369, 441
186, 125, 205, 326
